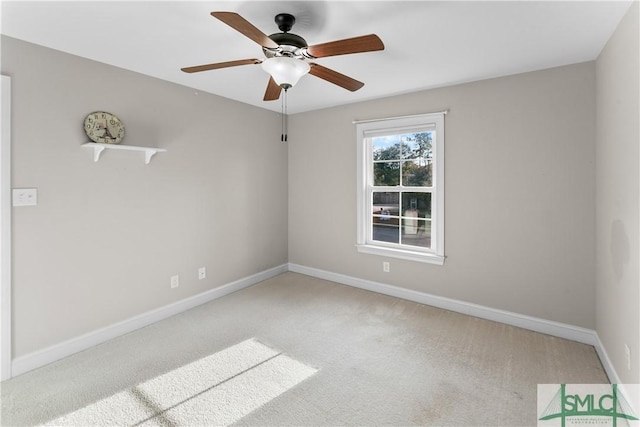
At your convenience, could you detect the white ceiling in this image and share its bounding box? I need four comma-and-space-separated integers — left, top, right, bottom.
1, 1, 632, 114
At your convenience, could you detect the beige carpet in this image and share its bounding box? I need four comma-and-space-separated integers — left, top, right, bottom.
1, 272, 608, 426
42, 339, 316, 426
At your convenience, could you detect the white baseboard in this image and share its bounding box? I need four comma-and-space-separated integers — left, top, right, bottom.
11, 262, 621, 386
11, 264, 288, 377
288, 263, 620, 383
593, 333, 621, 384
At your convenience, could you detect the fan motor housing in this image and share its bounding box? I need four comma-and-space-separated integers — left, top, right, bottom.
264, 32, 308, 58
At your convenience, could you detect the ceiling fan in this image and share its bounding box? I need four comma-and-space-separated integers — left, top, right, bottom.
181, 11, 385, 101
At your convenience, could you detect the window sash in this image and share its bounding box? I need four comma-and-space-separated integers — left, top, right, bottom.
366, 187, 435, 253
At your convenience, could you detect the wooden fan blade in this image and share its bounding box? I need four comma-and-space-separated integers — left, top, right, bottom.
306, 34, 384, 58
211, 12, 279, 49
263, 77, 282, 101
309, 63, 364, 92
181, 58, 261, 73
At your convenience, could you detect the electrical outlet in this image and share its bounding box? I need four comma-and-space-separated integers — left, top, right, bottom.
198, 267, 206, 280
170, 275, 179, 289
12, 188, 37, 206
625, 344, 631, 371
383, 261, 390, 273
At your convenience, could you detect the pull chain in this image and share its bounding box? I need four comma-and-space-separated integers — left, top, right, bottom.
281, 87, 288, 142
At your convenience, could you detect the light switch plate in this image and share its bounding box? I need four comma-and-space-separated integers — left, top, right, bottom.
12, 188, 37, 206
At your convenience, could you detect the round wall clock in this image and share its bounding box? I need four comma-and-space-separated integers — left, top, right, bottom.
83, 111, 125, 144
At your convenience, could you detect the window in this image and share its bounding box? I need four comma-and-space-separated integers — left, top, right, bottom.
356, 112, 445, 265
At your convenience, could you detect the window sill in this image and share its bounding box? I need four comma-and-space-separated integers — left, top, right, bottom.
356, 244, 445, 265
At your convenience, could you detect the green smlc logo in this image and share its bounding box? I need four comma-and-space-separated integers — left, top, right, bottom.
539, 384, 638, 427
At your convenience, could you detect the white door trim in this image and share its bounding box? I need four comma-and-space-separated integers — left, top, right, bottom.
1, 74, 12, 381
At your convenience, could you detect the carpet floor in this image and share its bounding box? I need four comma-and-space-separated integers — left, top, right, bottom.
1, 272, 608, 426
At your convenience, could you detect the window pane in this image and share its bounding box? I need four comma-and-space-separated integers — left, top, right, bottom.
372, 191, 400, 244
401, 160, 432, 187
372, 136, 401, 160
374, 162, 400, 186
402, 132, 433, 160
401, 218, 431, 248
373, 221, 399, 244
373, 192, 399, 219
401, 193, 431, 219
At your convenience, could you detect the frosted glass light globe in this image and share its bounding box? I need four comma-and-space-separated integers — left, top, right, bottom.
261, 57, 310, 88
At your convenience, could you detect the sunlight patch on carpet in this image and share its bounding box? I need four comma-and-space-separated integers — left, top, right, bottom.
43, 338, 317, 426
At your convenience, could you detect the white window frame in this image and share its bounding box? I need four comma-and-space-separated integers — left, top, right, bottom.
356, 112, 445, 265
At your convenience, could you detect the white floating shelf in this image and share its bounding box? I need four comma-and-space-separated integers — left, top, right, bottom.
82, 143, 167, 164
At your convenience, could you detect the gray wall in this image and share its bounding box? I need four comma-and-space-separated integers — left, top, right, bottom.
595, 2, 640, 384
289, 62, 597, 329
1, 36, 289, 358
4, 5, 638, 378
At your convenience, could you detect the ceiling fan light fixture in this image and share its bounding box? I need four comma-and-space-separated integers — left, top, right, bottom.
261, 57, 310, 88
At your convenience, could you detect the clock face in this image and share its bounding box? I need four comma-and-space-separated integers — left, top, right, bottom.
84, 111, 125, 144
